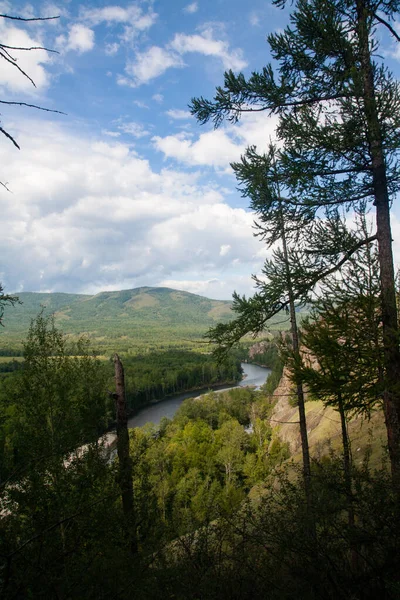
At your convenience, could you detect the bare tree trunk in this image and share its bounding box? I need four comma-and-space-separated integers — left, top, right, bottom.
279, 204, 313, 521
337, 391, 360, 573
114, 353, 137, 553
337, 391, 354, 526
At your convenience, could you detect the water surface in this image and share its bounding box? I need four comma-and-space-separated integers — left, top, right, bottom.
127, 362, 271, 429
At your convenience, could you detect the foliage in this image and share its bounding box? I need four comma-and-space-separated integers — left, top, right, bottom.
121, 349, 242, 410
0, 315, 138, 599
146, 462, 400, 600
0, 313, 111, 483
191, 0, 400, 482
294, 236, 384, 417
127, 386, 285, 539
0, 284, 19, 327
0, 310, 398, 598
0, 287, 293, 355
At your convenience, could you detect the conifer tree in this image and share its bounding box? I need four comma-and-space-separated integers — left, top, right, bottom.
293, 235, 382, 534
191, 0, 400, 484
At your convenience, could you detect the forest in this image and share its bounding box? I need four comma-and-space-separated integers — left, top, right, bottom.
2, 0, 400, 597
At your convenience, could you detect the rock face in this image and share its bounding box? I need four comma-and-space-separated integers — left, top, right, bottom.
269, 367, 388, 468
248, 342, 269, 360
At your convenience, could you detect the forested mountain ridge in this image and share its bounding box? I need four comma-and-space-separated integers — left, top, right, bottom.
0, 287, 233, 353
0, 287, 296, 354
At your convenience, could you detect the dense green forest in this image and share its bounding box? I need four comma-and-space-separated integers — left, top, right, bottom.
0, 287, 294, 356
122, 350, 242, 410
0, 314, 398, 599
2, 0, 400, 597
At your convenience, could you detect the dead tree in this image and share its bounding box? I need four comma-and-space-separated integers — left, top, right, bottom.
114, 353, 137, 553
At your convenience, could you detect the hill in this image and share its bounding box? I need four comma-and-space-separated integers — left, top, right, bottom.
0, 287, 236, 354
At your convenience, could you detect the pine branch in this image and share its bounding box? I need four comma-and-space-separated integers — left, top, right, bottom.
208, 234, 378, 351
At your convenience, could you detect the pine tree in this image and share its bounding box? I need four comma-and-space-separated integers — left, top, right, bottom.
191, 0, 400, 484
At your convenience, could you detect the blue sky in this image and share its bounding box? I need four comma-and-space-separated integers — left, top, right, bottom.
1, 0, 400, 300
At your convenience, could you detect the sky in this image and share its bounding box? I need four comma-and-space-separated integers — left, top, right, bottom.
1, 0, 400, 300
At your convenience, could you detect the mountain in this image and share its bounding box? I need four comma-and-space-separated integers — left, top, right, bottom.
0, 287, 235, 354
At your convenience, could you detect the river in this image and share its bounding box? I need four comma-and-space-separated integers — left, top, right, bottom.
127, 362, 271, 429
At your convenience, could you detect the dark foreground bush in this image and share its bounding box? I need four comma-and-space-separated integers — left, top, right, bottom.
143, 460, 400, 600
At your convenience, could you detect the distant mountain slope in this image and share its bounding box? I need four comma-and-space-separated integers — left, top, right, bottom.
0, 287, 235, 353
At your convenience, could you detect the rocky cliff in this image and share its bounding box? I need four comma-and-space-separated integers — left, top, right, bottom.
269, 367, 388, 469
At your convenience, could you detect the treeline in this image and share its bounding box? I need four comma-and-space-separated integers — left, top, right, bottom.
121, 350, 243, 410
0, 360, 23, 373
0, 348, 23, 357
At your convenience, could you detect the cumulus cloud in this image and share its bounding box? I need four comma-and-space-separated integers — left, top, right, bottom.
102, 129, 121, 137
153, 112, 280, 170
59, 24, 95, 53
0, 120, 266, 298
169, 29, 247, 71
119, 26, 246, 86
153, 129, 240, 169
105, 42, 119, 56
80, 3, 157, 48
121, 46, 185, 86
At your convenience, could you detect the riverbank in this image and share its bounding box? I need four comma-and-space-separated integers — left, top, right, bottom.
140, 377, 242, 408
127, 363, 271, 429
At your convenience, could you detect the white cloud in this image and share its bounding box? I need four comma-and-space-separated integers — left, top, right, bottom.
170, 29, 247, 71
0, 22, 51, 92
133, 99, 149, 109
166, 109, 192, 120
57, 24, 95, 54
153, 129, 240, 169
122, 46, 184, 86
152, 93, 164, 103
102, 129, 121, 137
119, 26, 246, 87
153, 112, 279, 170
80, 4, 157, 48
81, 4, 157, 30
0, 119, 266, 298
183, 2, 198, 14
118, 121, 150, 138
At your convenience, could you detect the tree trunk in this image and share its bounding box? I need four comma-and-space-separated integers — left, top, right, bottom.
279, 204, 313, 516
114, 353, 137, 553
356, 0, 400, 488
337, 391, 354, 527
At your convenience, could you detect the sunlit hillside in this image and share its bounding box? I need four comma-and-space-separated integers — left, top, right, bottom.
1, 287, 299, 355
